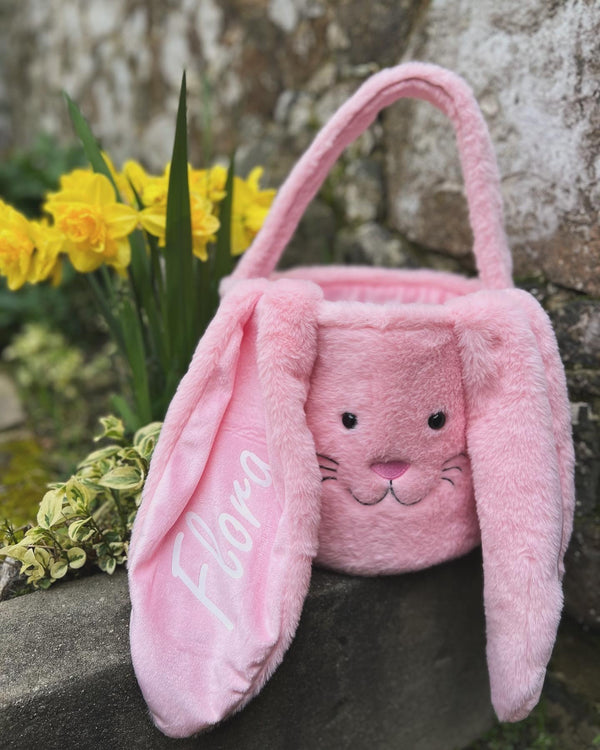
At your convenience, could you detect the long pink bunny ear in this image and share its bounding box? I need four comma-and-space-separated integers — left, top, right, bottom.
128, 279, 323, 738
453, 289, 573, 722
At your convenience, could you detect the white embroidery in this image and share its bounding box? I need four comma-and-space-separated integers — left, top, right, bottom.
171, 532, 234, 631
171, 450, 272, 631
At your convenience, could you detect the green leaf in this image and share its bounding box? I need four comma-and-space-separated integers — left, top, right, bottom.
37, 489, 65, 529
128, 229, 169, 378
78, 445, 120, 467
95, 415, 126, 442
86, 272, 127, 357
24, 527, 53, 544
98, 466, 144, 491
119, 295, 152, 429
34, 548, 51, 566
198, 152, 236, 333
67, 547, 87, 569
212, 154, 236, 288
23, 548, 44, 574
102, 530, 121, 544
65, 478, 95, 513
68, 518, 95, 542
99, 556, 117, 575
0, 543, 29, 562
164, 72, 195, 379
110, 394, 140, 434
50, 559, 69, 579
132, 421, 162, 459
64, 93, 119, 194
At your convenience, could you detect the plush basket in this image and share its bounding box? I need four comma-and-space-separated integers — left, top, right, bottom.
128, 62, 574, 738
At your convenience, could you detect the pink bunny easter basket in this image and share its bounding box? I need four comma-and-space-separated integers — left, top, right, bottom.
128, 62, 575, 738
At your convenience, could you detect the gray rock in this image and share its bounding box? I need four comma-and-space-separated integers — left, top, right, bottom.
565, 521, 600, 629
334, 222, 416, 268
0, 374, 25, 432
384, 0, 600, 294
0, 557, 22, 601
0, 554, 494, 749
335, 159, 385, 224
280, 198, 338, 269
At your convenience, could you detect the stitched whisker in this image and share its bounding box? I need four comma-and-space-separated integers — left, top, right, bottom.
319, 465, 337, 472
441, 477, 455, 486
321, 476, 338, 482
442, 466, 462, 472
317, 453, 339, 466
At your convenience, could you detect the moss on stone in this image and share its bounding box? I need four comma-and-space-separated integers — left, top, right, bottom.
0, 436, 53, 527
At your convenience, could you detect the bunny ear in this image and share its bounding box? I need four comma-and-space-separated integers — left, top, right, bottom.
453, 290, 572, 723
128, 279, 323, 738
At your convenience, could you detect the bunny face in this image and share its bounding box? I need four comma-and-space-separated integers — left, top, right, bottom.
306, 323, 480, 574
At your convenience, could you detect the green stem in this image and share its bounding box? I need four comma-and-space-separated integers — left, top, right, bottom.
109, 489, 128, 536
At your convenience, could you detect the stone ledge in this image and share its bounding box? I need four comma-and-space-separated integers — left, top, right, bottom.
0, 550, 494, 750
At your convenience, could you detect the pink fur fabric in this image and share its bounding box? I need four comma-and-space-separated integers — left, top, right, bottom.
128, 62, 574, 737
128, 280, 324, 737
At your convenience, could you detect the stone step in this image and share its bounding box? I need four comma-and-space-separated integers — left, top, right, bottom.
0, 551, 493, 750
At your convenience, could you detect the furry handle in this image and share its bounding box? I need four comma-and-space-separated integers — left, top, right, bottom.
231, 62, 513, 290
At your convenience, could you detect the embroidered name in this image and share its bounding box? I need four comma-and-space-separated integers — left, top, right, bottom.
171, 450, 272, 631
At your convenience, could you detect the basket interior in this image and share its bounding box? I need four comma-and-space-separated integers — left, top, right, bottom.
274, 266, 483, 306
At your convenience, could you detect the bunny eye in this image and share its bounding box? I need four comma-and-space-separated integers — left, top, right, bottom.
342, 412, 358, 429
428, 411, 446, 430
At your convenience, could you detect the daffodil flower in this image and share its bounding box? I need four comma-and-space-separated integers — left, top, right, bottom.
139, 192, 220, 261
231, 168, 276, 256
28, 219, 64, 285
44, 170, 138, 273
0, 200, 36, 289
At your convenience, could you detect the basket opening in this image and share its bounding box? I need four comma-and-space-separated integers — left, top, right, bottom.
274, 266, 483, 306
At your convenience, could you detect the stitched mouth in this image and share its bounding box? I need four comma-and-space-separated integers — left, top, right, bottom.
349, 487, 389, 506
349, 483, 423, 507
389, 485, 422, 506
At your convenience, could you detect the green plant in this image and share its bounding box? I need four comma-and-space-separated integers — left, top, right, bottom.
0, 77, 274, 430
464, 701, 557, 750
3, 322, 117, 460
0, 416, 161, 590
0, 436, 55, 528
0, 133, 85, 217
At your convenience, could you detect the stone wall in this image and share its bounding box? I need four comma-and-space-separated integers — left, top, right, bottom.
0, 0, 598, 625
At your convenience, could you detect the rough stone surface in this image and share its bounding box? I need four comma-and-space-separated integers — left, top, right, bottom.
0, 557, 21, 600
0, 554, 495, 750
385, 0, 600, 295
541, 290, 600, 628
0, 373, 25, 432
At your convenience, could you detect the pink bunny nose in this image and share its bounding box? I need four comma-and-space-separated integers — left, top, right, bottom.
370, 461, 410, 480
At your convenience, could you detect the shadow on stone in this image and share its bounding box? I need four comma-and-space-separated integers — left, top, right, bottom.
0, 550, 493, 750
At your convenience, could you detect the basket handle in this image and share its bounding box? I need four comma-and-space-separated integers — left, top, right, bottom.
230, 62, 513, 290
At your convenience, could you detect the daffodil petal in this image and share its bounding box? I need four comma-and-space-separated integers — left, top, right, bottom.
139, 207, 166, 239
104, 203, 139, 237
89, 173, 118, 206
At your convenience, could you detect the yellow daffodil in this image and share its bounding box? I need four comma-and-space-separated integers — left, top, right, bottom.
122, 160, 151, 203
139, 191, 220, 261
102, 152, 137, 207
0, 200, 36, 289
189, 164, 228, 204
28, 219, 64, 285
44, 170, 138, 273
0, 202, 64, 289
190, 194, 221, 260
125, 162, 170, 208
130, 161, 273, 260
231, 168, 276, 256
